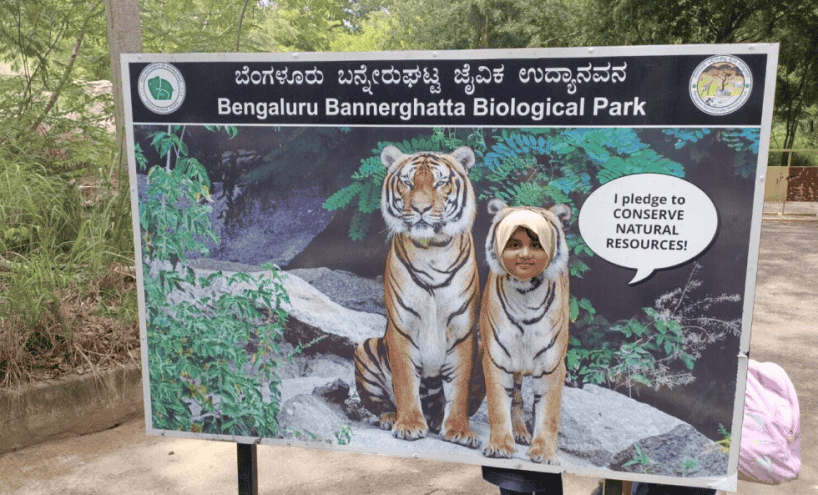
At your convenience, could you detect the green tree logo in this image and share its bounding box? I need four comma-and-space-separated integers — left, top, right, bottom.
148, 76, 175, 101
137, 63, 186, 115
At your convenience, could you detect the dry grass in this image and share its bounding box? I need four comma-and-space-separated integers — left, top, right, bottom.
0, 262, 139, 387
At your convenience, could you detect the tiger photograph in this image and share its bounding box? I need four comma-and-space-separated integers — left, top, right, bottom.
134, 124, 757, 481
353, 145, 485, 447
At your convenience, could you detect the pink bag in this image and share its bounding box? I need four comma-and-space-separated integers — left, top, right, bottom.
738, 359, 801, 484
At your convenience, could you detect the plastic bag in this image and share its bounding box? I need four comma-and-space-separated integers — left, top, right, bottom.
738, 359, 801, 484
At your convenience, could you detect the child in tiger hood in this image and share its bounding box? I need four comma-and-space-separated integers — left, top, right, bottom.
480, 199, 571, 464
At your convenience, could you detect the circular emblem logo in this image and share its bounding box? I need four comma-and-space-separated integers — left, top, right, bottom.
138, 63, 186, 115
690, 55, 752, 116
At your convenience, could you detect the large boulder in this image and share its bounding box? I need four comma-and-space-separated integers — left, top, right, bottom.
557, 384, 689, 467
609, 424, 729, 477
278, 364, 729, 477
279, 270, 385, 356
158, 261, 386, 358
210, 186, 336, 267
286, 267, 385, 316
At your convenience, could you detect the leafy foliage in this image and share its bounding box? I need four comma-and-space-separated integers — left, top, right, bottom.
139, 0, 273, 53
138, 125, 297, 437
566, 264, 741, 394
721, 129, 761, 178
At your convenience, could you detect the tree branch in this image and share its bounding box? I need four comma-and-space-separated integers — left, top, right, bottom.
235, 0, 252, 52
27, 1, 104, 133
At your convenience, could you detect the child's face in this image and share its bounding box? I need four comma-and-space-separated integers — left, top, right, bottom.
501, 226, 549, 279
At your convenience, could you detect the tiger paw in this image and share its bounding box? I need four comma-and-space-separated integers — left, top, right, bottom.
442, 427, 480, 449
528, 437, 558, 464
378, 412, 396, 430
392, 413, 428, 441
483, 434, 515, 458
529, 452, 560, 465
512, 424, 531, 446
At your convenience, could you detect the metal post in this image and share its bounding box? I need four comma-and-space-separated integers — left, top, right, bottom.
783, 150, 792, 215
482, 466, 563, 494
237, 443, 258, 495
602, 479, 633, 495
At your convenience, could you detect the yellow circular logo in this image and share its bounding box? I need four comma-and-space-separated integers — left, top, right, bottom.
690, 55, 752, 116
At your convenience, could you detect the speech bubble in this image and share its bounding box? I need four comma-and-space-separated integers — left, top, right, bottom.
578, 174, 718, 285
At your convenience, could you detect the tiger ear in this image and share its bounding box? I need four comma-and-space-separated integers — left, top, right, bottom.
549, 203, 572, 228
381, 145, 405, 169
487, 198, 507, 215
450, 146, 475, 171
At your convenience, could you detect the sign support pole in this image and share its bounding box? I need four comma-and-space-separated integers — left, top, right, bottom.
237, 443, 258, 495
602, 479, 632, 494
482, 466, 563, 494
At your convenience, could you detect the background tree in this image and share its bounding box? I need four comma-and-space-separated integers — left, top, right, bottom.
139, 0, 274, 53
376, 0, 817, 164
771, 5, 818, 159
585, 0, 817, 163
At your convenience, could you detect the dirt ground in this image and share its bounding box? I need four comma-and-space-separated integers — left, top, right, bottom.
0, 217, 814, 495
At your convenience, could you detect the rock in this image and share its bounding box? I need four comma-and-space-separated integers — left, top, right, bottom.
280, 271, 386, 357
609, 424, 729, 477
312, 379, 350, 404
278, 394, 350, 444
279, 355, 355, 406
286, 267, 385, 316
302, 353, 354, 379
210, 186, 336, 268
279, 382, 729, 476
557, 384, 687, 467
137, 178, 336, 269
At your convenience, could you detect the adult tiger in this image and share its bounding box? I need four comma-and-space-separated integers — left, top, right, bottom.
354, 145, 484, 448
480, 198, 571, 464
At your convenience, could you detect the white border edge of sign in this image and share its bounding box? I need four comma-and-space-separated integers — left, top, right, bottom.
121, 54, 156, 435
725, 41, 781, 492
120, 43, 779, 64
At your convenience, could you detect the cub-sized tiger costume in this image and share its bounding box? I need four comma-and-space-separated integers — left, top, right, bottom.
480, 198, 571, 463
354, 145, 484, 448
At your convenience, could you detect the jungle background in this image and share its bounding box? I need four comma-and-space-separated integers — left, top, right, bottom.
1, 0, 816, 439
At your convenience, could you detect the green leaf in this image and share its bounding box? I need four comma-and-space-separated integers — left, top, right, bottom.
323, 183, 363, 211
632, 374, 652, 387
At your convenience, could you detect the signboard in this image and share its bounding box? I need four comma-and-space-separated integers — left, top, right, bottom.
123, 45, 778, 490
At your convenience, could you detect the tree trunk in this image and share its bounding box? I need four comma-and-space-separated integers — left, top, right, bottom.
104, 0, 143, 174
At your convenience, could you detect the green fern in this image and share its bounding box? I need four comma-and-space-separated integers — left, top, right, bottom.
349, 212, 371, 242
323, 183, 363, 211
357, 182, 380, 214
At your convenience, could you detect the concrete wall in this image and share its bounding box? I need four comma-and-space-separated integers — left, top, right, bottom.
0, 364, 143, 454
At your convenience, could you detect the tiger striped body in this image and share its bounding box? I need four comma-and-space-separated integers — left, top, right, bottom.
480, 199, 571, 464
354, 146, 484, 447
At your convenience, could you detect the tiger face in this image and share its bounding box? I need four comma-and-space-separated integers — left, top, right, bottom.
381, 145, 476, 241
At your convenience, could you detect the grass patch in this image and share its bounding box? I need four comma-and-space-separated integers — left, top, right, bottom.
0, 131, 138, 388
